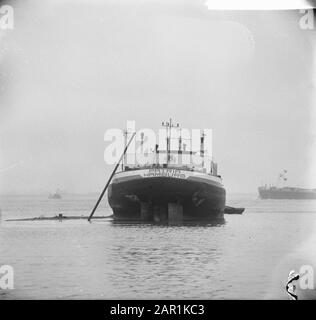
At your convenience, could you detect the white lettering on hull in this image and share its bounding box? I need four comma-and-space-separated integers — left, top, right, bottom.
143, 168, 185, 179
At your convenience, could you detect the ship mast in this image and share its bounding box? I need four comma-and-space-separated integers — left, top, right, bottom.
161, 118, 179, 165
200, 130, 205, 168
276, 169, 287, 187
122, 129, 128, 170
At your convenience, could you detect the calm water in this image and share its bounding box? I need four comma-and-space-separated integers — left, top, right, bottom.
1, 193, 316, 300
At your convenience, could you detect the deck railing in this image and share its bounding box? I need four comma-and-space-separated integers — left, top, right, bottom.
121, 151, 218, 176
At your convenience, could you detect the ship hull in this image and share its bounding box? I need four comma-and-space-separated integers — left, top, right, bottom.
108, 168, 226, 221
258, 187, 316, 199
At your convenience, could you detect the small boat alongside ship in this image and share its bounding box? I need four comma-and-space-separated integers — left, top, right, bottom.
224, 206, 244, 214
107, 121, 226, 222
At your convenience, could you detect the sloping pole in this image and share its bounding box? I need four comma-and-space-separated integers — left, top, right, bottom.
88, 132, 136, 222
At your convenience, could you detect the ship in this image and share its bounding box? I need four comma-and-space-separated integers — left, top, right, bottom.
258, 186, 316, 199
48, 190, 62, 199
107, 120, 226, 222
258, 170, 316, 199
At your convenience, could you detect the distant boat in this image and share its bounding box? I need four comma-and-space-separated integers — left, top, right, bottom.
259, 170, 316, 199
258, 186, 316, 199
48, 191, 62, 199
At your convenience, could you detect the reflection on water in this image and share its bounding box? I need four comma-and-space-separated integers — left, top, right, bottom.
99, 220, 226, 299
0, 194, 316, 299
110, 218, 226, 227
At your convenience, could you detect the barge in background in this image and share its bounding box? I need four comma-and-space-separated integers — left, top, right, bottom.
108, 120, 226, 222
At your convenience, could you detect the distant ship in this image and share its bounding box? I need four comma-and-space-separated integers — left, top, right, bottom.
108, 120, 226, 222
258, 186, 316, 199
258, 170, 316, 199
48, 190, 62, 199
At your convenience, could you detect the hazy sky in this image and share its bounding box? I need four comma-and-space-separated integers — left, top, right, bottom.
0, 0, 315, 194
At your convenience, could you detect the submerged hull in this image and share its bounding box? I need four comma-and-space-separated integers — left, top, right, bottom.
258, 187, 316, 199
108, 168, 226, 221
